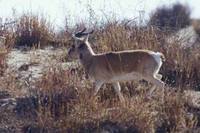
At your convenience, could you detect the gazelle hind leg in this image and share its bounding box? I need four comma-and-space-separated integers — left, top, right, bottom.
145, 75, 165, 100
148, 73, 163, 93
155, 74, 165, 101
148, 85, 156, 96
113, 82, 125, 103
153, 76, 165, 102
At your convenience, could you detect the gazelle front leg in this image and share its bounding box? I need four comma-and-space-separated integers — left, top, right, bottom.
113, 82, 125, 103
93, 80, 104, 96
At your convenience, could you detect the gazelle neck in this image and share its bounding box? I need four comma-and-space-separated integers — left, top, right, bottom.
79, 41, 95, 71
85, 41, 95, 55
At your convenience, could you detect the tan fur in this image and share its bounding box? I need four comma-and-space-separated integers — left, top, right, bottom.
85, 50, 158, 81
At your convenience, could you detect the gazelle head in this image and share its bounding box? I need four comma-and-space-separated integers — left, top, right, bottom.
68, 28, 94, 59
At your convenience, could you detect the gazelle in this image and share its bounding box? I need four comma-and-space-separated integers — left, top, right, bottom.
68, 28, 165, 103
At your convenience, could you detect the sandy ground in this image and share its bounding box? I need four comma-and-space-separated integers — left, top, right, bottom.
6, 47, 78, 79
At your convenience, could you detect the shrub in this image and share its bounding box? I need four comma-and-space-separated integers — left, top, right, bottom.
149, 3, 191, 31
15, 14, 54, 47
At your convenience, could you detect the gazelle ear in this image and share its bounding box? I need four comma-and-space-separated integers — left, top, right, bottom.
72, 29, 93, 42
72, 34, 84, 41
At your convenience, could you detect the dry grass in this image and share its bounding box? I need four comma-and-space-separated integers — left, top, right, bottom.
149, 3, 191, 31
14, 13, 55, 48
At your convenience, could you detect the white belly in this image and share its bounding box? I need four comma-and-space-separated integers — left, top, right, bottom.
109, 72, 142, 82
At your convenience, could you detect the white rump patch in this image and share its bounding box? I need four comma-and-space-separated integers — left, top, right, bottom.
151, 52, 163, 74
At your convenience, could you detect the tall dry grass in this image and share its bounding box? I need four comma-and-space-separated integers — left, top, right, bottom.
14, 13, 55, 48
